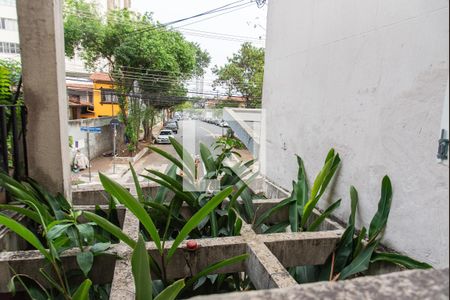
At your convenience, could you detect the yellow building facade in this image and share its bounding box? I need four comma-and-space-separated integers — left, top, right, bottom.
91, 73, 121, 118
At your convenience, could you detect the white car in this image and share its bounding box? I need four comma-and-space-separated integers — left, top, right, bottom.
156, 129, 174, 144
220, 121, 229, 128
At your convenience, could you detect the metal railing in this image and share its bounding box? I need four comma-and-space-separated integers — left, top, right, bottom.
0, 104, 28, 180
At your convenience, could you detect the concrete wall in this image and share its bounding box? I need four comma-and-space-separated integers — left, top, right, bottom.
68, 117, 123, 160
263, 0, 449, 267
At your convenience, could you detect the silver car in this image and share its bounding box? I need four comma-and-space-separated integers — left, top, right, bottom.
156, 129, 174, 144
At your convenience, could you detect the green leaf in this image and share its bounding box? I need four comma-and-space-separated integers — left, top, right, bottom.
132, 235, 153, 300
264, 221, 289, 234
307, 199, 341, 231
130, 163, 145, 203
301, 151, 340, 228
72, 279, 92, 300
254, 197, 295, 228
154, 279, 185, 300
77, 251, 94, 277
99, 173, 162, 253
185, 254, 249, 288
233, 217, 243, 235
353, 227, 367, 259
0, 204, 41, 224
295, 155, 309, 213
0, 214, 51, 261
149, 145, 186, 174
349, 186, 358, 226
47, 223, 73, 240
167, 187, 233, 260
143, 169, 196, 206
210, 211, 218, 237
200, 143, 217, 174
8, 273, 50, 300
144, 176, 195, 208
339, 242, 378, 280
39, 268, 64, 294
154, 165, 177, 204
90, 242, 111, 255
83, 211, 136, 248
294, 265, 319, 284
334, 187, 360, 273
368, 176, 393, 240
169, 137, 195, 179
76, 223, 95, 244
371, 252, 432, 269
289, 182, 299, 232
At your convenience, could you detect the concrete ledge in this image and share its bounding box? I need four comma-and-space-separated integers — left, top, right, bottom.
190, 268, 449, 300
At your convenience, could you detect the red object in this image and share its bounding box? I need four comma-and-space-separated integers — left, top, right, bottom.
186, 240, 199, 250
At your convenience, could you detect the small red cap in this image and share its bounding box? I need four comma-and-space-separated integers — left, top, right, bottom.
186, 240, 199, 250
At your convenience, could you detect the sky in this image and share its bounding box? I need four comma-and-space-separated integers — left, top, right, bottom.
130, 0, 268, 94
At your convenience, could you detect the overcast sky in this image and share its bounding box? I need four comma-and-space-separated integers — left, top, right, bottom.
130, 0, 267, 93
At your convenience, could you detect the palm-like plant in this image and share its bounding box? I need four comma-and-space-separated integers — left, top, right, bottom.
0, 173, 112, 299
84, 173, 249, 299
255, 149, 341, 233
143, 137, 257, 239
318, 177, 432, 282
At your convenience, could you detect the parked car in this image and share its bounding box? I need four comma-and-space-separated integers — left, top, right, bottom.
156, 129, 174, 144
164, 122, 178, 134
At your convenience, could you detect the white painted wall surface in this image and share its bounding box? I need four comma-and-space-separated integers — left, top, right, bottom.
263, 0, 449, 267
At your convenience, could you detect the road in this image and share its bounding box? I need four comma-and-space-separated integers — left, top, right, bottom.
129, 120, 226, 180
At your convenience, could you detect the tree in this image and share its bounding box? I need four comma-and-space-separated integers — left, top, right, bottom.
64, 1, 210, 151
213, 43, 264, 108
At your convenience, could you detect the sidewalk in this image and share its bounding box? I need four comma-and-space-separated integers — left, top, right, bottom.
71, 122, 164, 186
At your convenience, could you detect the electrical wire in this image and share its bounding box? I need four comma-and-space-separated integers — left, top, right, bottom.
115, 1, 253, 39
65, 0, 260, 41
173, 2, 255, 29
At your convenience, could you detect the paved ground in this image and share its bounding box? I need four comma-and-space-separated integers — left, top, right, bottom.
71, 120, 253, 187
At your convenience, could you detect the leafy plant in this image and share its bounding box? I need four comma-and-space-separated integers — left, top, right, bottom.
0, 173, 115, 299
324, 176, 432, 281
144, 137, 257, 237
292, 176, 432, 284
84, 172, 249, 298
0, 173, 118, 299
255, 149, 341, 233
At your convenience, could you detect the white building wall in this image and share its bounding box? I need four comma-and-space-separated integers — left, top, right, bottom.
263, 0, 449, 267
0, 0, 20, 60
0, 0, 123, 70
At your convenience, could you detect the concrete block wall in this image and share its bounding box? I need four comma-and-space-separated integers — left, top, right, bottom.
68, 117, 124, 160
263, 0, 449, 267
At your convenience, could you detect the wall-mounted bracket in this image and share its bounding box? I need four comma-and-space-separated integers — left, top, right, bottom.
437, 129, 449, 160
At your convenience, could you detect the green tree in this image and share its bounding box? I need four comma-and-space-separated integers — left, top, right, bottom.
213, 43, 264, 108
64, 1, 210, 151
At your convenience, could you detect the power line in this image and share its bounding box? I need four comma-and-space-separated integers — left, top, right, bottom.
173, 2, 255, 29
67, 85, 248, 99
180, 28, 264, 42
179, 30, 265, 44
65, 0, 259, 40
116, 1, 253, 39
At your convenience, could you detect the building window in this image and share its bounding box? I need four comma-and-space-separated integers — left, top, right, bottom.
101, 89, 119, 104
0, 18, 18, 31
0, 42, 20, 54
0, 0, 15, 6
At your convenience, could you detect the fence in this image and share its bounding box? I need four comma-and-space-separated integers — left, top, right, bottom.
0, 105, 28, 181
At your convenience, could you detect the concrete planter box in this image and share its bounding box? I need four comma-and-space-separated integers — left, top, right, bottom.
0, 178, 413, 299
